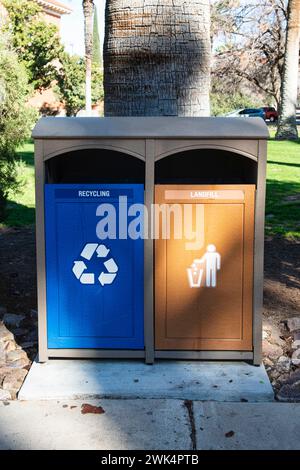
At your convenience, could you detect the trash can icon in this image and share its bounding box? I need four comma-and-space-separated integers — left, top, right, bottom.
187, 245, 221, 288
187, 262, 204, 288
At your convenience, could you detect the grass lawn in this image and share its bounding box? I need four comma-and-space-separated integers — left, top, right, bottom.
2, 133, 300, 239
266, 139, 300, 238
2, 141, 35, 227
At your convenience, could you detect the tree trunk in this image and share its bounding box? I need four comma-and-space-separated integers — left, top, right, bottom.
276, 0, 300, 140
82, 0, 94, 115
104, 0, 211, 116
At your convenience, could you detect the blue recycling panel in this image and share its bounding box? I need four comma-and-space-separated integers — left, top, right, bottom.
45, 184, 144, 349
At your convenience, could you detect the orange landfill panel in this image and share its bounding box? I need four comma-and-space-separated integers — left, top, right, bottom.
155, 185, 255, 351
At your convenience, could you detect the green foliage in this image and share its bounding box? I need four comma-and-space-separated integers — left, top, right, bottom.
2, 0, 63, 90
210, 90, 263, 116
2, 140, 35, 227
91, 64, 104, 104
92, 6, 101, 66
0, 35, 36, 220
56, 51, 104, 116
55, 52, 85, 116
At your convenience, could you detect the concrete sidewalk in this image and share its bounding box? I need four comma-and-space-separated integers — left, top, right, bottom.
1, 399, 300, 450
19, 359, 274, 402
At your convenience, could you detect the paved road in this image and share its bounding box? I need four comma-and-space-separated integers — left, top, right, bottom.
1, 399, 300, 450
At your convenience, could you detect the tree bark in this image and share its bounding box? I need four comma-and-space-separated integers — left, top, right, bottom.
276, 0, 300, 140
104, 0, 211, 117
83, 0, 94, 115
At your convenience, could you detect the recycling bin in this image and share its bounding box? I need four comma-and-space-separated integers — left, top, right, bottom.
45, 184, 144, 350
33, 116, 268, 363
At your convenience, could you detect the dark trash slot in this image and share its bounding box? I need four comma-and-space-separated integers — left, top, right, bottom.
155, 149, 257, 185
46, 149, 145, 185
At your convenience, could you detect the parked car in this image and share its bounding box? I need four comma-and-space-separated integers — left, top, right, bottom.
238, 108, 265, 119
261, 106, 278, 122
225, 108, 265, 119
224, 109, 244, 117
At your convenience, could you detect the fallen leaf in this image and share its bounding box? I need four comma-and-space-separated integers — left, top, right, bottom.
81, 403, 105, 415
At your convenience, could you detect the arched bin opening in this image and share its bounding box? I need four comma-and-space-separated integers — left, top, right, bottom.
46, 148, 145, 184
155, 148, 257, 185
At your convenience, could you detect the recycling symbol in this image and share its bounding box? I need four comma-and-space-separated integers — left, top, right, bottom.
72, 243, 118, 286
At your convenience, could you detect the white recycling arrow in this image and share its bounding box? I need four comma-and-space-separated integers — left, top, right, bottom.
80, 243, 98, 260
80, 273, 95, 284
98, 272, 117, 286
72, 261, 87, 279
104, 258, 118, 273
96, 244, 110, 258
73, 243, 118, 287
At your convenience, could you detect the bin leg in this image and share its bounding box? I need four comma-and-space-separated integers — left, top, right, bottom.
253, 329, 262, 366
253, 349, 262, 366
145, 354, 154, 365
38, 350, 48, 363
144, 233, 154, 364
144, 140, 155, 365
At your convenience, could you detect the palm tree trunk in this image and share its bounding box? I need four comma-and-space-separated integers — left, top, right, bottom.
82, 0, 94, 115
104, 0, 211, 117
276, 0, 300, 140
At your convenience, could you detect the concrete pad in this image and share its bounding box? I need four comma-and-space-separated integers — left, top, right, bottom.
19, 359, 274, 402
194, 402, 300, 450
0, 399, 191, 450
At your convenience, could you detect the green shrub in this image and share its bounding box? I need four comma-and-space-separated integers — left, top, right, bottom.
55, 51, 104, 116
55, 52, 85, 116
210, 91, 263, 116
2, 0, 63, 90
0, 34, 36, 220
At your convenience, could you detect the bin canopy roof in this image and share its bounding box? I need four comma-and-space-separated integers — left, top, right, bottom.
32, 117, 269, 140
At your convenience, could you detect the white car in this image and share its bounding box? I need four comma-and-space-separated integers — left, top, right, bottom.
224, 109, 244, 117
224, 108, 265, 119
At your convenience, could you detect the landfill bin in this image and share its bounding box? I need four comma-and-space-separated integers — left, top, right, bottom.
155, 184, 255, 352
33, 117, 268, 364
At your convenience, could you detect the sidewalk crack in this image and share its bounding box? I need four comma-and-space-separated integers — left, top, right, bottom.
184, 399, 197, 450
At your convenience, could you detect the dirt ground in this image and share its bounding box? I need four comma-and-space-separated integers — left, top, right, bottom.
0, 227, 299, 393
264, 236, 300, 318
0, 227, 37, 316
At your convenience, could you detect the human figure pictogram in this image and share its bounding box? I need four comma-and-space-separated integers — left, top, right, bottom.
187, 244, 221, 288
199, 244, 221, 287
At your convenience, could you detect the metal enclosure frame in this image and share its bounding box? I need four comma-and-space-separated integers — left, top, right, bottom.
33, 117, 268, 364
